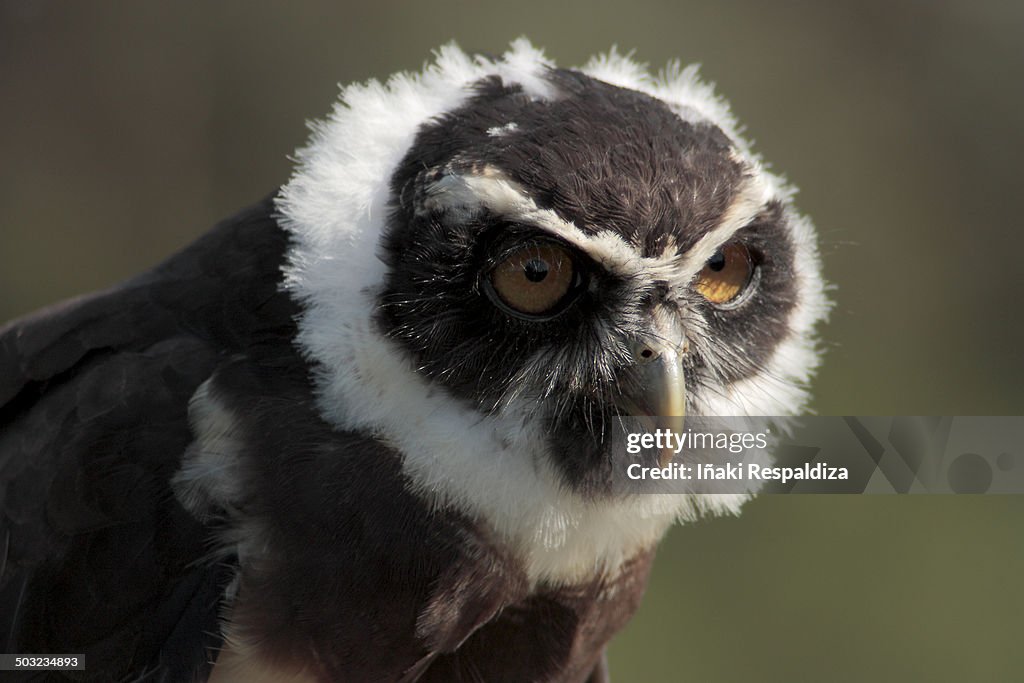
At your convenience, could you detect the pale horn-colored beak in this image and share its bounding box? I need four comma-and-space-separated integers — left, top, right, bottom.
616, 310, 687, 467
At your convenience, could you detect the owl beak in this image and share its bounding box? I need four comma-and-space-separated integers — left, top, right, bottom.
638, 349, 686, 468
617, 317, 687, 468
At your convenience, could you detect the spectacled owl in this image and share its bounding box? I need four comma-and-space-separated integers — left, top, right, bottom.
0, 39, 829, 682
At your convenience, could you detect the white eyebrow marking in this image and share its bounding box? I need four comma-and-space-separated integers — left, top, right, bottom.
672, 172, 769, 281
422, 167, 649, 279
421, 164, 768, 289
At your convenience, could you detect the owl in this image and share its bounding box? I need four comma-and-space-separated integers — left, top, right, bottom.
0, 40, 828, 682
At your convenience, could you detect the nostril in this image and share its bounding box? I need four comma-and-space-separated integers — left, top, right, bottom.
630, 339, 665, 363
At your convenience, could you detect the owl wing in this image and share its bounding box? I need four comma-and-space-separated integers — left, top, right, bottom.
0, 197, 295, 679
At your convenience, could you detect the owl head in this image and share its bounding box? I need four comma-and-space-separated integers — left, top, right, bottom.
277, 39, 829, 582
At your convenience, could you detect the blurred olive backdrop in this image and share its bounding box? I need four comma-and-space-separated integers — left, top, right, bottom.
2, 1, 1022, 681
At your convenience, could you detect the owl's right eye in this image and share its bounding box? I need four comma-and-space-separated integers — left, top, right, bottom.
484, 242, 585, 320
695, 242, 756, 306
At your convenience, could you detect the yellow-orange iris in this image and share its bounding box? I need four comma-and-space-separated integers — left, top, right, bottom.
695, 243, 754, 305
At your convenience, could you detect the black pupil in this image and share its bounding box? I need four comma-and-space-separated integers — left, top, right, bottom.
707, 250, 726, 272
523, 258, 549, 282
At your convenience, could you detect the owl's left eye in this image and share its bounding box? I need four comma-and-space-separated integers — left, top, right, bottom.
485, 242, 584, 319
695, 242, 756, 306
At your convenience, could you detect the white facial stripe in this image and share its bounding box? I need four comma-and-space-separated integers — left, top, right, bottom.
426, 169, 770, 293
426, 171, 659, 280
673, 173, 769, 282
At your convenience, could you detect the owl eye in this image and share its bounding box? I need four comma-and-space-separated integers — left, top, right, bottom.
486, 243, 582, 319
695, 242, 755, 306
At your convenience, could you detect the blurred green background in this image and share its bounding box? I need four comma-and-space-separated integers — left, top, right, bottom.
2, 1, 1022, 680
